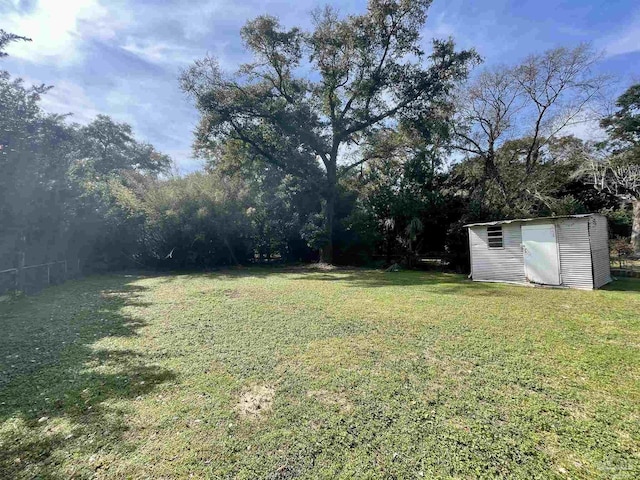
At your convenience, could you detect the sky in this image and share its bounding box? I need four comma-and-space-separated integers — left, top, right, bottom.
1, 0, 639, 172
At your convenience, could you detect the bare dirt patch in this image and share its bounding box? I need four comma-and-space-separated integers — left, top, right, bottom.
236, 385, 275, 419
222, 289, 242, 299
289, 263, 341, 272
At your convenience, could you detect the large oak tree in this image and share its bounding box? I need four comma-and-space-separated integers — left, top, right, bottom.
181, 0, 477, 262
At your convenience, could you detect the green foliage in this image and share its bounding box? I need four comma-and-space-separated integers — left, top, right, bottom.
2, 18, 636, 276
600, 84, 640, 148
452, 135, 591, 218
610, 236, 634, 268
71, 115, 171, 176
134, 172, 254, 267
0, 68, 173, 275
603, 207, 633, 238
337, 124, 460, 266
181, 0, 478, 261
0, 29, 30, 58
584, 84, 640, 253
0, 71, 74, 269
210, 139, 321, 262
300, 212, 329, 253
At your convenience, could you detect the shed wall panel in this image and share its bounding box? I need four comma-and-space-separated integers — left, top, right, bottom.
469, 224, 526, 283
469, 216, 607, 290
588, 215, 612, 288
556, 219, 593, 290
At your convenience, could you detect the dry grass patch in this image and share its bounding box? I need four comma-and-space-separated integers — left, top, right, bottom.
222, 288, 242, 299
235, 384, 275, 419
306, 389, 352, 413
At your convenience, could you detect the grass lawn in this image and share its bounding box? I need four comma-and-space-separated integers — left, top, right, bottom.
1, 269, 639, 479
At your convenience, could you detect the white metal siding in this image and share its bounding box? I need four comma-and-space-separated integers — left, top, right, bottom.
588, 215, 612, 288
469, 224, 526, 283
556, 218, 594, 290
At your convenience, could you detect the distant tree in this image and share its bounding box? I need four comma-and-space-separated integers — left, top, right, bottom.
451, 135, 593, 218
453, 45, 608, 206
0, 29, 176, 274
181, 0, 478, 262
71, 115, 171, 177
123, 172, 254, 268
600, 84, 640, 149
341, 119, 456, 266
67, 115, 172, 268
583, 84, 640, 254
210, 139, 321, 262
0, 71, 73, 268
584, 153, 640, 254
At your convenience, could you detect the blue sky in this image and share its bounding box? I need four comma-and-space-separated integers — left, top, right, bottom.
2, 0, 639, 172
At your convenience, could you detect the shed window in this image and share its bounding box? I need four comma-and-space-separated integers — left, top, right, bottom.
487, 226, 503, 248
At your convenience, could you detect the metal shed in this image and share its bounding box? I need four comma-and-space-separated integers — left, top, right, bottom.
465, 214, 612, 290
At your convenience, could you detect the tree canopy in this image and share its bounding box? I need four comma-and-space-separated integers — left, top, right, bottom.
181, 0, 478, 262
1, 10, 639, 283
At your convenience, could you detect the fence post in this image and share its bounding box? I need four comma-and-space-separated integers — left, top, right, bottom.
47, 264, 50, 285
17, 252, 25, 292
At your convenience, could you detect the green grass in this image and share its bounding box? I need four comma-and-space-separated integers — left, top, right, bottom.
1, 269, 639, 479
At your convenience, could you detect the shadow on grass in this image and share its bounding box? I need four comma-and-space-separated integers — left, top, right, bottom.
201, 266, 640, 296
144, 267, 519, 298
286, 270, 520, 297
0, 276, 175, 479
601, 277, 640, 292
119, 268, 640, 302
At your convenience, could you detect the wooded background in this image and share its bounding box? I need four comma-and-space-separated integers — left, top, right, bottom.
1, 1, 638, 294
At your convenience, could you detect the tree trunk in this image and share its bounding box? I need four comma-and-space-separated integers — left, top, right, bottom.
321, 189, 335, 264
223, 237, 240, 266
632, 198, 640, 256
320, 160, 337, 264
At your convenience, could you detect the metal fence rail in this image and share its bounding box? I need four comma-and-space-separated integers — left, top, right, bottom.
0, 259, 80, 296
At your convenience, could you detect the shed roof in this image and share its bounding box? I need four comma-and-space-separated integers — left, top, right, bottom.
464, 213, 599, 228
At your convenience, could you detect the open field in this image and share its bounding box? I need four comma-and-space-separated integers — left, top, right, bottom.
1, 269, 639, 479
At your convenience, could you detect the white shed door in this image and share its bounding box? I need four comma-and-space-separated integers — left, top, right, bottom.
521, 224, 561, 285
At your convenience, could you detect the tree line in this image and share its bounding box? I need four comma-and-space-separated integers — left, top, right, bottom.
1, 0, 638, 276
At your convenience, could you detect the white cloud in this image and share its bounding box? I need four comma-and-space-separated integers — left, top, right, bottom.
167, 150, 204, 175
604, 16, 640, 57
121, 41, 205, 67
423, 12, 458, 40
37, 80, 102, 124
563, 119, 607, 143
2, 0, 123, 65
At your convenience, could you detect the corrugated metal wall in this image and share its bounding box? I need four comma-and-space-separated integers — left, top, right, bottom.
588, 215, 612, 288
470, 217, 606, 290
556, 218, 594, 290
469, 224, 526, 283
